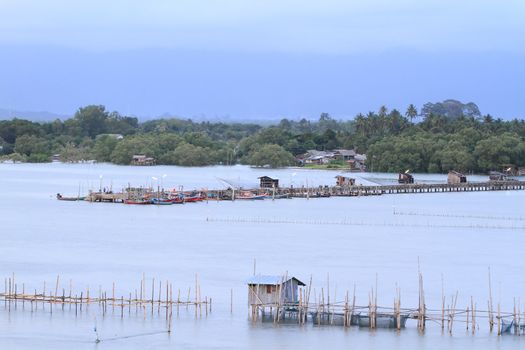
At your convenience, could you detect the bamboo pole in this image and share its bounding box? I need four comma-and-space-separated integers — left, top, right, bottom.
488, 267, 494, 332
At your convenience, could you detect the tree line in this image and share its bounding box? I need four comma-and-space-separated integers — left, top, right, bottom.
1, 103, 524, 173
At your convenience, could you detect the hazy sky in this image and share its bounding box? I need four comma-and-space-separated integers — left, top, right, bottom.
0, 0, 524, 119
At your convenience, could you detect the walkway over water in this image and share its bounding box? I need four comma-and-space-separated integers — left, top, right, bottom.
80, 180, 525, 202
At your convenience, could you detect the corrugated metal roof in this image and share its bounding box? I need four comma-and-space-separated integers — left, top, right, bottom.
246, 275, 305, 286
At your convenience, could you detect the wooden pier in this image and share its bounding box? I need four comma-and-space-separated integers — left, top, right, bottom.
77, 180, 525, 204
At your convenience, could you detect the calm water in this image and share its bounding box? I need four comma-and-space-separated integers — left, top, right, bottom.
1, 163, 524, 349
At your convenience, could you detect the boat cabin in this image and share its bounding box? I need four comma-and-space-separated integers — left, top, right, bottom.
246, 275, 305, 306
258, 176, 279, 189
398, 172, 414, 184
448, 170, 467, 184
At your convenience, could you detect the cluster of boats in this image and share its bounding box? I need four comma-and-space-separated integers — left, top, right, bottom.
56, 190, 290, 204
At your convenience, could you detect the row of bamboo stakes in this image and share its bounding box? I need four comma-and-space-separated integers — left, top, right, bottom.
248, 269, 525, 335
0, 273, 211, 333
2, 270, 525, 336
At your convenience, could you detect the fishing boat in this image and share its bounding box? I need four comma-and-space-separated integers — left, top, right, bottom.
151, 198, 175, 205
263, 193, 290, 199
171, 196, 184, 204
124, 199, 152, 205
235, 191, 266, 200
182, 195, 203, 203
56, 193, 86, 201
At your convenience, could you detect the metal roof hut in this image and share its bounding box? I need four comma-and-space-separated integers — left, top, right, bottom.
246, 275, 305, 307
448, 170, 467, 184
489, 171, 509, 181
398, 172, 414, 184
335, 175, 355, 187
258, 176, 279, 189
131, 155, 156, 166
332, 149, 356, 161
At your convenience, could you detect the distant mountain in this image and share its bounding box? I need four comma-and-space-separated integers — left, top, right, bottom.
0, 108, 68, 122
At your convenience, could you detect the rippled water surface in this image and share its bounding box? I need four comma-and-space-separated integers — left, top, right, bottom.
1, 163, 524, 349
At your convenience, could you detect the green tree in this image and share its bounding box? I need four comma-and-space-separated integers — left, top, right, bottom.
474, 133, 525, 171
246, 144, 295, 168
163, 142, 210, 166
74, 105, 108, 138
58, 142, 91, 162
14, 135, 50, 156
92, 135, 119, 162
405, 104, 418, 123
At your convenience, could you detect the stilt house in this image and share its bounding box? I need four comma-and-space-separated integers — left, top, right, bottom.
131, 155, 156, 166
335, 175, 355, 187
258, 176, 279, 189
448, 170, 467, 184
398, 172, 414, 184
246, 275, 305, 305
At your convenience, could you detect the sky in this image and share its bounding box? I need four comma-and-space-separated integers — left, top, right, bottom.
0, 0, 524, 120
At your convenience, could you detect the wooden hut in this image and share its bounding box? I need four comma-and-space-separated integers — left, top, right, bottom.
448, 170, 467, 184
335, 175, 355, 186
258, 176, 279, 189
131, 155, 156, 166
246, 275, 305, 306
398, 172, 414, 184
489, 171, 508, 181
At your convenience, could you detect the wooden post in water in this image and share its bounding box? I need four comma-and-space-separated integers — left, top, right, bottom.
449, 291, 458, 334
151, 278, 155, 315
472, 297, 476, 335
158, 280, 162, 315
417, 272, 426, 332
488, 267, 494, 332
466, 305, 470, 331
497, 302, 501, 335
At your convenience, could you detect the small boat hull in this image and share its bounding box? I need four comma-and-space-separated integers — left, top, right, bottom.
236, 195, 266, 200
56, 194, 85, 201
183, 196, 203, 203
124, 199, 152, 205
151, 198, 174, 205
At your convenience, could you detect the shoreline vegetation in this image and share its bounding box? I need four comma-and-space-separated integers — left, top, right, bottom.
1, 100, 524, 173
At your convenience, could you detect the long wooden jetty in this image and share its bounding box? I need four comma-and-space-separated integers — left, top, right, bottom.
73, 180, 525, 203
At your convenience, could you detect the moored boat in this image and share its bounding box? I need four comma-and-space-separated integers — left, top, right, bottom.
182, 195, 203, 203
56, 193, 86, 201
236, 191, 266, 200
151, 198, 175, 205
124, 199, 152, 205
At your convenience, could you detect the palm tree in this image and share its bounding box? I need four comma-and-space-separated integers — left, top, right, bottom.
405, 104, 418, 123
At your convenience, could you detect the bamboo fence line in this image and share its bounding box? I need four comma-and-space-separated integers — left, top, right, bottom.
2, 272, 525, 336
393, 209, 525, 222
205, 216, 525, 230
1, 274, 211, 332
248, 270, 525, 336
